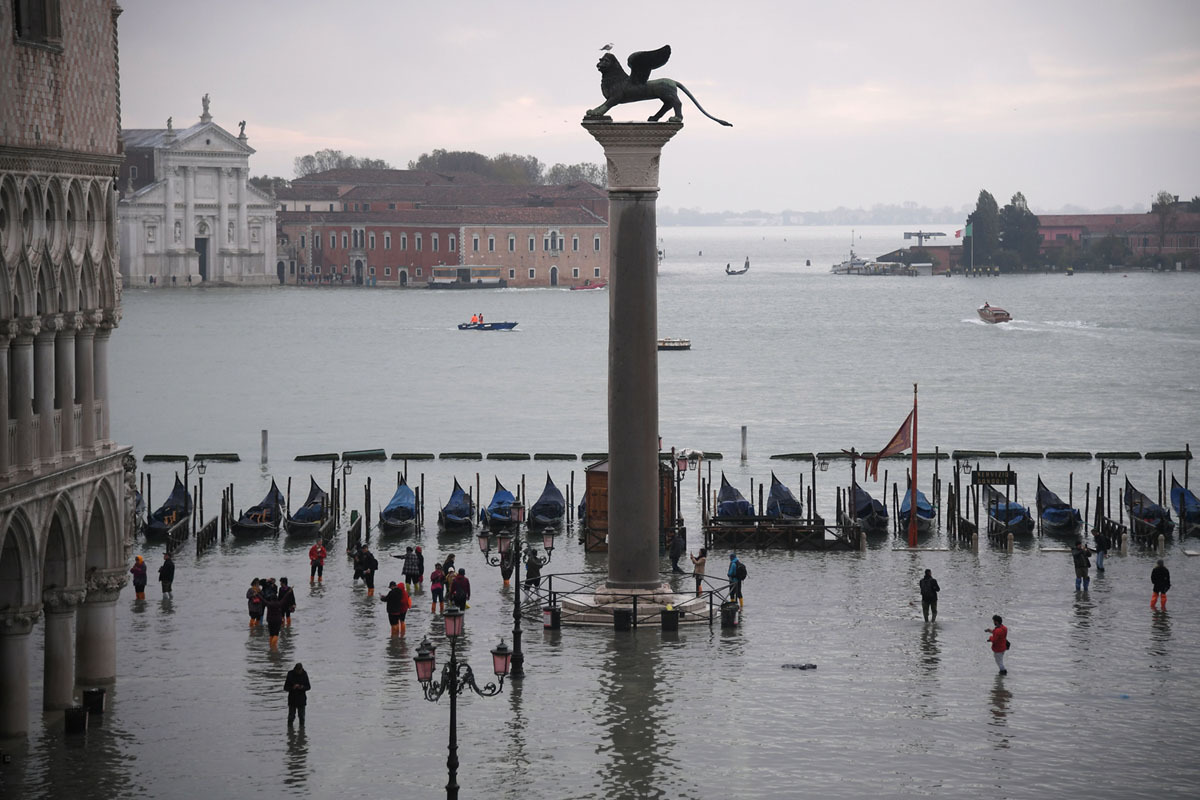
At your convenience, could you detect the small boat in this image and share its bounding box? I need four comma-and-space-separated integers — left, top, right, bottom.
725, 257, 750, 275
528, 473, 566, 528
438, 479, 473, 531
715, 473, 755, 521
657, 338, 691, 351
977, 303, 1012, 324
1036, 477, 1082, 538
851, 483, 889, 535
899, 488, 935, 535
284, 477, 329, 537
231, 480, 285, 538
480, 479, 517, 530
765, 472, 803, 521
378, 478, 417, 536
985, 485, 1035, 537
1125, 478, 1174, 538
144, 475, 192, 540
570, 280, 607, 291
1170, 475, 1199, 535
458, 321, 518, 331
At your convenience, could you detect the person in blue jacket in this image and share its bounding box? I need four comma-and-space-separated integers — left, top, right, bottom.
728, 553, 745, 607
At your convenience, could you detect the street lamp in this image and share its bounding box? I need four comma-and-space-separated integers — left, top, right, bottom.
479, 503, 554, 679
331, 459, 353, 512
818, 457, 830, 472
413, 607, 511, 800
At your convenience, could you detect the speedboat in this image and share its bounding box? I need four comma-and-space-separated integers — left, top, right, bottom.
570, 280, 606, 290
458, 321, 517, 331
978, 304, 1011, 323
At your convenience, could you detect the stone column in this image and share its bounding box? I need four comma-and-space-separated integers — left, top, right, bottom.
76, 569, 126, 685
183, 165, 195, 248
55, 313, 78, 456
12, 317, 39, 470
35, 315, 61, 465
42, 588, 85, 709
0, 321, 13, 476
75, 312, 98, 451
165, 166, 177, 261
0, 609, 40, 737
236, 167, 248, 251
94, 310, 119, 446
583, 121, 681, 590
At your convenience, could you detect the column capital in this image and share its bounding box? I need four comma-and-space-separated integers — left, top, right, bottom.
581, 121, 682, 191
84, 568, 128, 603
43, 586, 87, 613
38, 313, 64, 337
0, 606, 41, 635
99, 308, 122, 331
61, 311, 82, 332
0, 319, 18, 342
80, 309, 104, 331
16, 316, 41, 340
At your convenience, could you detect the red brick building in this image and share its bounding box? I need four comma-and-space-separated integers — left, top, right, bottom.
1038, 211, 1200, 265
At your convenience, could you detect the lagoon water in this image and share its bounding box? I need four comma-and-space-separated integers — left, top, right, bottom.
5, 225, 1200, 799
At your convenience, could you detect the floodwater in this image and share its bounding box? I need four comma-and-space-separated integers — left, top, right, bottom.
4, 225, 1200, 799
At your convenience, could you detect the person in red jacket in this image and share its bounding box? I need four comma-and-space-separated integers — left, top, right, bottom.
986, 614, 1009, 675
309, 539, 327, 583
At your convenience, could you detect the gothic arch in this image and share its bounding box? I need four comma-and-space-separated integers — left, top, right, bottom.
0, 508, 38, 609
35, 252, 60, 314
57, 248, 80, 313
0, 256, 11, 320
78, 251, 99, 310
80, 475, 122, 572
11, 257, 35, 318
40, 493, 83, 591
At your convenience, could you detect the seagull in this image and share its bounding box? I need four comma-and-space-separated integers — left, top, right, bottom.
600, 43, 613, 51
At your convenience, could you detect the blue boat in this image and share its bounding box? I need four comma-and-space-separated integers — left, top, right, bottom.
528, 473, 565, 528
1171, 475, 1199, 535
766, 472, 803, 521
985, 485, 1034, 537
715, 473, 754, 521
1036, 477, 1081, 538
899, 488, 935, 535
438, 479, 473, 531
231, 480, 285, 539
480, 479, 517, 529
144, 475, 192, 540
1126, 478, 1174, 537
851, 483, 889, 535
379, 478, 417, 536
285, 477, 329, 536
458, 321, 518, 331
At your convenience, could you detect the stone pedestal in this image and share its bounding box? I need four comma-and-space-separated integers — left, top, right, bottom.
583, 121, 681, 591
76, 570, 125, 685
0, 610, 39, 737
43, 588, 85, 709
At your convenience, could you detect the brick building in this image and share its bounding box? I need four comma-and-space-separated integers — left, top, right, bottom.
1038, 211, 1200, 266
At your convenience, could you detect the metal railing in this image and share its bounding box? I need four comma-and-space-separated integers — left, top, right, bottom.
531, 571, 733, 627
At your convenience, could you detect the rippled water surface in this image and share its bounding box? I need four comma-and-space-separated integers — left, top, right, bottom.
5, 225, 1200, 799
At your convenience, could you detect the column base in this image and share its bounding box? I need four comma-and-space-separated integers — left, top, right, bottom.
557, 583, 708, 627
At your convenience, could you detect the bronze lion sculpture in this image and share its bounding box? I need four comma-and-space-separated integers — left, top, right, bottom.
585, 45, 732, 127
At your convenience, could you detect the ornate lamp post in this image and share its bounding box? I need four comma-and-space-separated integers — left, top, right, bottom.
413, 606, 511, 800
477, 503, 555, 679
331, 459, 353, 513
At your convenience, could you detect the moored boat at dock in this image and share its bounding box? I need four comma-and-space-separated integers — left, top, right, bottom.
284, 477, 329, 537
438, 479, 474, 531
378, 478, 417, 536
1170, 475, 1199, 535
1126, 478, 1174, 538
231, 481, 285, 538
144, 475, 192, 540
1036, 477, 1081, 538
985, 485, 1035, 537
715, 473, 754, 522
528, 473, 565, 528
899, 488, 935, 535
766, 472, 803, 521
851, 483, 889, 536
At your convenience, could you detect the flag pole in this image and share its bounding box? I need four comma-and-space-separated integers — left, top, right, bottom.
909, 383, 919, 547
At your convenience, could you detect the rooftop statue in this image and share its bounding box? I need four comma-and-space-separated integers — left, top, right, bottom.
585, 45, 732, 127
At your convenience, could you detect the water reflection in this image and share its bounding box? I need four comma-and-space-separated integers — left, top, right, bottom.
595, 634, 674, 800
1148, 610, 1171, 668
918, 623, 940, 675
987, 676, 1013, 750
283, 727, 310, 789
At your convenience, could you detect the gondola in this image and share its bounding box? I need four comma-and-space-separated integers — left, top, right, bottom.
1170, 475, 1199, 535
378, 478, 417, 536
528, 473, 565, 529
1036, 477, 1082, 538
438, 479, 473, 531
230, 480, 285, 539
144, 475, 192, 540
851, 483, 889, 535
1125, 477, 1174, 538
765, 472, 803, 521
284, 477, 329, 537
480, 479, 517, 530
899, 488, 935, 535
985, 485, 1035, 537
715, 473, 754, 521
725, 257, 750, 275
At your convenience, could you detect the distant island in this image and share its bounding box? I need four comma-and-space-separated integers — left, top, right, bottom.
659, 202, 1152, 227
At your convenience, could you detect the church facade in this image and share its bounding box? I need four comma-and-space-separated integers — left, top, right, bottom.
117, 99, 277, 286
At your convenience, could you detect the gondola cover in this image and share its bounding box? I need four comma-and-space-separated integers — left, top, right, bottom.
716, 474, 754, 518
1170, 476, 1199, 526
291, 477, 328, 523
148, 475, 192, 530
441, 479, 472, 526
766, 473, 803, 518
1036, 477, 1081, 529
481, 479, 515, 526
529, 474, 565, 527
382, 479, 417, 522
239, 481, 284, 525
852, 483, 888, 521
900, 488, 934, 519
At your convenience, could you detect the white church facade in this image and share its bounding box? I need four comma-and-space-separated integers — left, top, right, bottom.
118, 97, 277, 286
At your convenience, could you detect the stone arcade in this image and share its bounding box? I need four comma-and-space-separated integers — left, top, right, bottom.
1, 0, 133, 737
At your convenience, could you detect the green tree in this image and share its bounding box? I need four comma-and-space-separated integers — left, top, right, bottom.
544, 161, 607, 185
999, 191, 1042, 269
1151, 190, 1178, 255
408, 149, 492, 175
248, 174, 290, 197
1086, 235, 1130, 269
293, 149, 393, 177
964, 190, 1000, 267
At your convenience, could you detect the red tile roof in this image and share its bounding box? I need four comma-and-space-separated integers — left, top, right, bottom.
279, 206, 606, 227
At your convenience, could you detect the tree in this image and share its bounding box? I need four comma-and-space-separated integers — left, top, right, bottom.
545, 161, 607, 185
999, 191, 1042, 269
1188, 196, 1200, 213
293, 149, 393, 177
1087, 235, 1130, 270
248, 174, 290, 197
1151, 190, 1178, 255
408, 149, 492, 175
964, 190, 1000, 267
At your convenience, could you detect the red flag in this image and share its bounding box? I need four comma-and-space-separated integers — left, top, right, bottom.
865, 408, 914, 481
955, 229, 963, 239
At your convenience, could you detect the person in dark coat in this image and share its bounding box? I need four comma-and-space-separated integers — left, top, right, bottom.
524, 548, 542, 591
450, 568, 471, 609
919, 568, 940, 622
1092, 528, 1111, 572
284, 663, 310, 726
1151, 559, 1171, 610
398, 546, 421, 590
352, 546, 365, 582
130, 555, 147, 600
1072, 540, 1093, 592
360, 546, 379, 596
279, 577, 296, 627
158, 552, 175, 598
246, 580, 265, 627
381, 581, 412, 636
263, 577, 279, 601
669, 532, 686, 573
265, 593, 285, 649
414, 546, 425, 591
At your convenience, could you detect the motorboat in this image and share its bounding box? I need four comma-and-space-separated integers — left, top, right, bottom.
978, 303, 1012, 324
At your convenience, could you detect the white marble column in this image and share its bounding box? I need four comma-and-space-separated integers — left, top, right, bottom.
165, 166, 177, 261
0, 321, 13, 476
183, 165, 195, 249
76, 569, 125, 685
0, 610, 39, 737
94, 310, 118, 446
12, 318, 38, 470
55, 313, 78, 456
236, 167, 248, 251
35, 315, 61, 466
43, 588, 85, 710
217, 168, 229, 255
75, 312, 98, 451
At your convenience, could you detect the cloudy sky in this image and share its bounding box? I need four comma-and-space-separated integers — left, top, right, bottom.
118, 0, 1200, 213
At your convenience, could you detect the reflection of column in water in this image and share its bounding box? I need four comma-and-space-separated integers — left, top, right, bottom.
499, 679, 530, 783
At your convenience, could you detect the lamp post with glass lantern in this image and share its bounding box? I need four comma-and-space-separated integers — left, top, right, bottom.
184, 458, 206, 533
331, 459, 353, 515
412, 606, 511, 800
477, 503, 556, 679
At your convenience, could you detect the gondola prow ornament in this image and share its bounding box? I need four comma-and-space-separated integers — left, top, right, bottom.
585, 45, 733, 127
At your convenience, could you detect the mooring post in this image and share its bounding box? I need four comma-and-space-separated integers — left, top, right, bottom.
1120, 530, 1128, 556
261, 429, 268, 467
971, 528, 979, 553
740, 425, 748, 462
1006, 532, 1014, 554
365, 477, 372, 542
1157, 534, 1165, 555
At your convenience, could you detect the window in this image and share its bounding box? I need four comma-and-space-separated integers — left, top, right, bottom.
305, 204, 311, 212
508, 236, 515, 252
343, 266, 349, 274
315, 266, 322, 275
488, 236, 495, 252
449, 235, 456, 252
130, 166, 138, 181
529, 237, 535, 252
509, 268, 516, 279
329, 203, 335, 212
594, 236, 601, 252
433, 234, 439, 251
572, 236, 579, 252
388, 203, 396, 210
369, 266, 376, 276
572, 268, 579, 278
543, 237, 549, 251
416, 268, 423, 277
594, 268, 601, 277
385, 233, 391, 249
369, 233, 376, 250
529, 268, 536, 279
401, 234, 408, 250
289, 261, 296, 275
385, 267, 391, 276
13, 0, 62, 45
473, 235, 480, 252
353, 203, 360, 212
416, 234, 422, 251
315, 233, 321, 249
1055, 233, 1068, 241
342, 234, 348, 249
300, 235, 306, 249
363, 203, 370, 212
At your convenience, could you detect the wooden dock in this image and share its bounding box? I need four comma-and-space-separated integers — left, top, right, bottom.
703, 516, 859, 551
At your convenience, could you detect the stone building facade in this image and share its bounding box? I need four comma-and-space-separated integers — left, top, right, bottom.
1, 0, 133, 737
117, 100, 277, 286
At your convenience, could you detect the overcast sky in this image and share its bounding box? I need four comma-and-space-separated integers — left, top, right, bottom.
118, 0, 1200, 214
